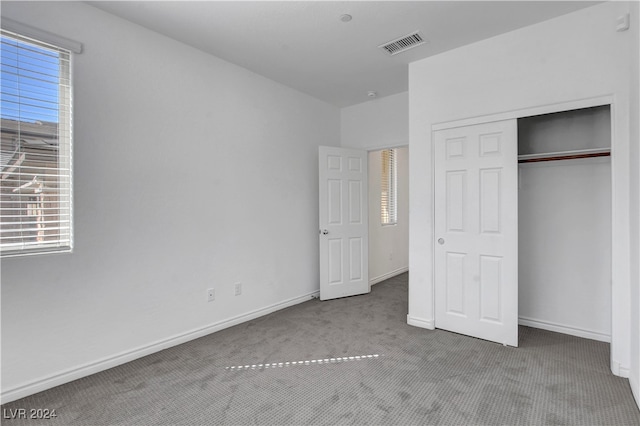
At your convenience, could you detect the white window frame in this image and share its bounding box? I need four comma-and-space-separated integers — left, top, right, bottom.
1, 23, 79, 258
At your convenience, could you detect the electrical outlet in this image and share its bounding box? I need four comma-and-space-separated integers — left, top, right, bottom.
234, 282, 242, 296
207, 288, 215, 302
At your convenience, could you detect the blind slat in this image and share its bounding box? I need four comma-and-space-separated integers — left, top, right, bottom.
1, 224, 71, 234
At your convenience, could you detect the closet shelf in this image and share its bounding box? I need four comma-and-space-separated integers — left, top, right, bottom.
518, 148, 610, 164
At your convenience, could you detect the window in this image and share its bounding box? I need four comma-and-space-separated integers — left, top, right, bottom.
1, 29, 73, 257
380, 148, 397, 225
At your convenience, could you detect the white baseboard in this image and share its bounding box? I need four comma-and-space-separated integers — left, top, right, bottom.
618, 366, 631, 379
407, 315, 435, 330
630, 372, 640, 411
518, 316, 611, 343
370, 266, 409, 286
1, 291, 318, 405
610, 359, 631, 378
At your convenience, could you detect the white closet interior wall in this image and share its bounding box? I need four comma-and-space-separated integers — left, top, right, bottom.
518, 106, 612, 342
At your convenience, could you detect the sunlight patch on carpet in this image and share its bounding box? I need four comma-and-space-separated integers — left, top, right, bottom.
225, 354, 382, 371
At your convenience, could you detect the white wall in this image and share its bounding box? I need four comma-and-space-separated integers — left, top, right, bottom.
408, 1, 635, 377
341, 91, 408, 150
519, 158, 611, 341
0, 1, 340, 402
629, 0, 640, 408
368, 147, 409, 284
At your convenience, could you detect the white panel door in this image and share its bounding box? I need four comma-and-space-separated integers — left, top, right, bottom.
434, 120, 518, 347
319, 146, 369, 301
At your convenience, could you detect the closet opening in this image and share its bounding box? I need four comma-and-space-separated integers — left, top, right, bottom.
517, 105, 612, 343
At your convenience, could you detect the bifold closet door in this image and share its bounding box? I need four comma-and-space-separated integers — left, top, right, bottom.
434, 120, 518, 347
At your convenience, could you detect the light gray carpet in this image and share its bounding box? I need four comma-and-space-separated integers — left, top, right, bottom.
2, 273, 639, 425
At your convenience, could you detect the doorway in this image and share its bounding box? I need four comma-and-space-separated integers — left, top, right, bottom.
368, 146, 410, 286
317, 145, 410, 300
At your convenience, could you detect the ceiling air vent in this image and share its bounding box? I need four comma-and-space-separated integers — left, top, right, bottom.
379, 31, 426, 56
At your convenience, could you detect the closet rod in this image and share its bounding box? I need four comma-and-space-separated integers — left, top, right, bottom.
518, 151, 610, 164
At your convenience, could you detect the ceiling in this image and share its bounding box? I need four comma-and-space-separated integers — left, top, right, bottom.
89, 1, 600, 108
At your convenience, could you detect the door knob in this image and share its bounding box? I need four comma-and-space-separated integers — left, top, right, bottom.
438, 238, 445, 245
322, 229, 329, 235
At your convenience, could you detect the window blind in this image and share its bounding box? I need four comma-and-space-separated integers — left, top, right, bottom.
381, 148, 397, 225
1, 29, 73, 257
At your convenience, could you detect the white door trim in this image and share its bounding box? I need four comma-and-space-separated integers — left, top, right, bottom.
432, 95, 614, 131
